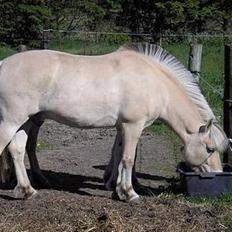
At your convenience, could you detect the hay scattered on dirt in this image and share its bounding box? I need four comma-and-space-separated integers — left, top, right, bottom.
0, 121, 230, 231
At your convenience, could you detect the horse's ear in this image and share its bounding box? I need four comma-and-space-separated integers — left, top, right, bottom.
199, 119, 214, 133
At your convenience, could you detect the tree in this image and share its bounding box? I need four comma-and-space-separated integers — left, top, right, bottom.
118, 0, 231, 41
213, 0, 232, 33
48, 0, 121, 32
0, 0, 17, 44
0, 0, 50, 47
118, 0, 185, 41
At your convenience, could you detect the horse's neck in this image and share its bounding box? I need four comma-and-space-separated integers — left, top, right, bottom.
161, 93, 203, 144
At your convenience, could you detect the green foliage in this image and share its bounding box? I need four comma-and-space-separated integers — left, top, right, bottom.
36, 141, 53, 151
1, 0, 231, 47
99, 34, 130, 44
0, 0, 50, 47
119, 0, 231, 41
1, 38, 232, 229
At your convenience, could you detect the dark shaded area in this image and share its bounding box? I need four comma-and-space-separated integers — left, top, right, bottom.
0, 122, 228, 231
37, 169, 105, 197
0, 163, 181, 199
33, 165, 180, 197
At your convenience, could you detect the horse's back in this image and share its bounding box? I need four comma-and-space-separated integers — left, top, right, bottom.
0, 49, 166, 128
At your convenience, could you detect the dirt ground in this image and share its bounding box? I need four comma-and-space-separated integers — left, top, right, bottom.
0, 121, 230, 232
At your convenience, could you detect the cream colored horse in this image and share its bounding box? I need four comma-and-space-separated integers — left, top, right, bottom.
0, 43, 228, 201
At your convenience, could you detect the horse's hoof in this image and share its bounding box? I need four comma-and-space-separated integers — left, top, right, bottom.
13, 185, 22, 199
23, 189, 38, 200
128, 194, 140, 204
116, 186, 127, 201
13, 185, 37, 200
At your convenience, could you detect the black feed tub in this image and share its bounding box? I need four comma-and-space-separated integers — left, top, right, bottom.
177, 162, 232, 197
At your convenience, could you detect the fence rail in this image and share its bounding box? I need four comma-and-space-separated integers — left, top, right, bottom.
42, 29, 232, 37
1, 29, 231, 124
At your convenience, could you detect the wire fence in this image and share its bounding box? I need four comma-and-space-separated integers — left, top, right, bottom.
41, 29, 232, 53
1, 29, 232, 121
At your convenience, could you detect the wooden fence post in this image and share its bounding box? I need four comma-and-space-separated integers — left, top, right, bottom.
18, 44, 27, 52
223, 44, 232, 164
188, 43, 203, 82
43, 30, 49, 49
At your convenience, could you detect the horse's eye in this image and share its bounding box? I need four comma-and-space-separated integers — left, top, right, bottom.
206, 146, 215, 153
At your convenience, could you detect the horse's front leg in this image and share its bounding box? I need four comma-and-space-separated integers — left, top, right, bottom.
104, 130, 139, 190
116, 121, 143, 202
8, 130, 37, 199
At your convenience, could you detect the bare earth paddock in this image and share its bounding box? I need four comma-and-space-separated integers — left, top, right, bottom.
0, 121, 229, 232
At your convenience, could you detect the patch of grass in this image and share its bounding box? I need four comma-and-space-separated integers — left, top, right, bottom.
36, 141, 53, 151
0, 39, 227, 166
200, 43, 225, 122
157, 192, 232, 230
48, 39, 119, 55
182, 193, 232, 229
223, 212, 232, 228
185, 193, 232, 209
146, 121, 168, 135
0, 40, 227, 122
167, 40, 227, 122
163, 42, 189, 66
0, 46, 16, 59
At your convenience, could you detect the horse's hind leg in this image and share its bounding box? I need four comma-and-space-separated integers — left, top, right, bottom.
8, 129, 37, 199
0, 149, 14, 185
0, 121, 31, 185
104, 129, 122, 190
116, 121, 143, 202
26, 120, 49, 187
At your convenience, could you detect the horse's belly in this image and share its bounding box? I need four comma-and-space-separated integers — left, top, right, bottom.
79, 115, 117, 128
43, 103, 119, 128
55, 114, 117, 128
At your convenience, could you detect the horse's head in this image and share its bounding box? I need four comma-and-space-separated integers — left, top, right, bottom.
182, 119, 223, 172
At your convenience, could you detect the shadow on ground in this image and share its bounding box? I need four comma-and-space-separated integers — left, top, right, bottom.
0, 164, 180, 199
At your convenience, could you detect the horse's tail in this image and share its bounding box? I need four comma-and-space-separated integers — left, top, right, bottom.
0, 60, 3, 74
0, 60, 3, 70
0, 148, 14, 184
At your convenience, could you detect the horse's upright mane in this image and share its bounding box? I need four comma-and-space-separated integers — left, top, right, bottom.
119, 43, 228, 151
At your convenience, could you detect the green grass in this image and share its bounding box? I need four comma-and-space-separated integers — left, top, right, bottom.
164, 42, 189, 66
48, 38, 227, 122
36, 141, 53, 152
183, 193, 232, 228
186, 193, 232, 208
0, 38, 227, 166
48, 39, 120, 55
165, 40, 226, 122
1, 39, 232, 229
0, 46, 16, 60
0, 39, 228, 156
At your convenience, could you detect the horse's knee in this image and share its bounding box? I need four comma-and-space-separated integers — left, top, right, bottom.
8, 131, 27, 160
122, 157, 134, 169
